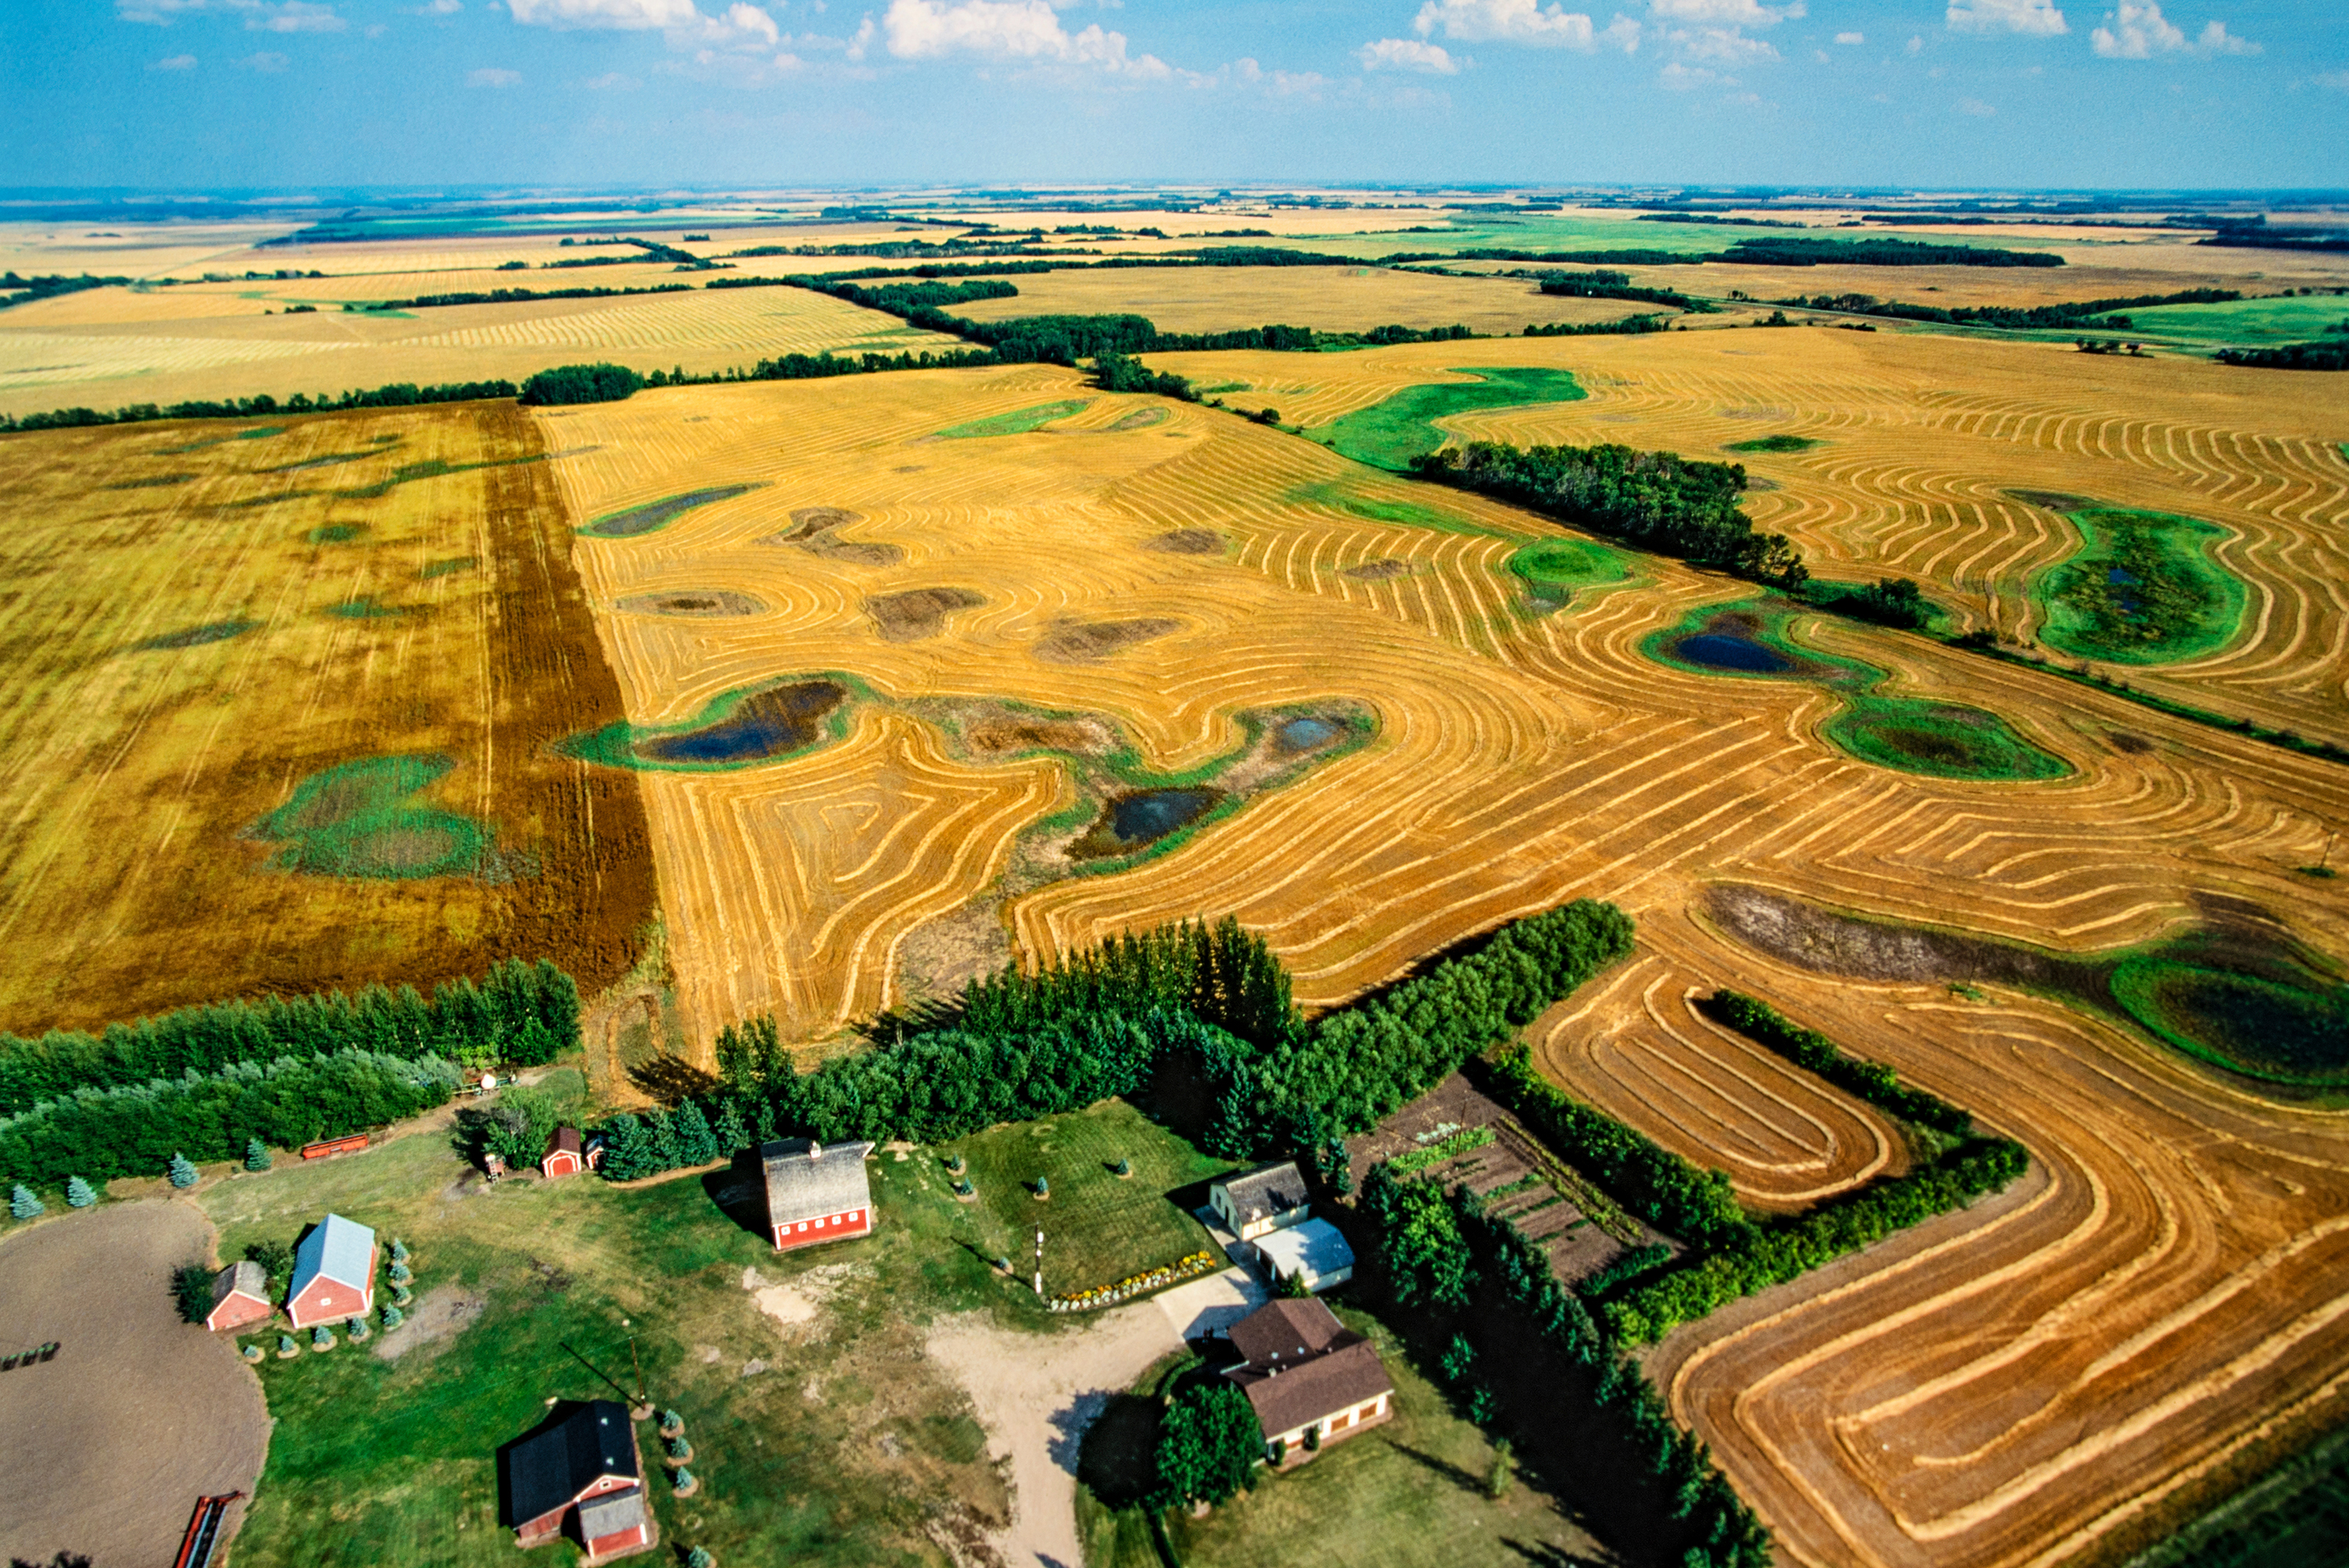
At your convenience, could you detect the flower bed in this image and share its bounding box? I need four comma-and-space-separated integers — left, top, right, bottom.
1047, 1251, 1217, 1312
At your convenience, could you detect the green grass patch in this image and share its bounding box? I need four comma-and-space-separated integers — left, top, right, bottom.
561, 676, 861, 773
2111, 294, 2349, 348
336, 454, 542, 504
197, 1101, 1027, 1568
1313, 367, 1586, 471
1724, 433, 1821, 453
1286, 480, 1499, 537
327, 596, 410, 619
2129, 1419, 2349, 1568
579, 483, 765, 539
305, 522, 365, 544
933, 398, 1092, 440
250, 754, 509, 880
1196, 381, 1248, 395
1824, 697, 2070, 782
1506, 539, 1634, 611
419, 556, 478, 579
235, 425, 287, 440
2112, 957, 2349, 1085
106, 472, 197, 489
940, 1099, 1232, 1296
2038, 506, 2246, 665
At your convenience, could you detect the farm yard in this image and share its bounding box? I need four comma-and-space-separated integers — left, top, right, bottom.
0, 402, 655, 1032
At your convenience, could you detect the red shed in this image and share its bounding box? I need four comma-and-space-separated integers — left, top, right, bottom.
204, 1261, 272, 1332
507, 1400, 651, 1563
542, 1126, 585, 1179
284, 1213, 377, 1330
760, 1137, 875, 1252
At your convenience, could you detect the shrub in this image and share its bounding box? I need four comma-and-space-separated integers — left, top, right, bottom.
518, 362, 645, 406
389, 1238, 410, 1266
278, 1333, 297, 1355
671, 1467, 696, 1495
1152, 1382, 1262, 1509
347, 1314, 371, 1342
246, 1238, 294, 1291
172, 1261, 214, 1322
1302, 1422, 1320, 1452
311, 1325, 334, 1348
167, 1152, 199, 1188
63, 1175, 96, 1208
381, 1304, 404, 1329
686, 1549, 715, 1568
243, 1137, 272, 1172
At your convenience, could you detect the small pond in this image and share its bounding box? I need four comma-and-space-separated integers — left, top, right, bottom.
1673, 631, 1795, 675
636, 680, 848, 765
1273, 717, 1340, 754
1072, 788, 1225, 860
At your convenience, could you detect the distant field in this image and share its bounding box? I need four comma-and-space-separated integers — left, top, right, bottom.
2116, 294, 2349, 345
0, 283, 952, 416
0, 402, 655, 1032
950, 265, 1645, 337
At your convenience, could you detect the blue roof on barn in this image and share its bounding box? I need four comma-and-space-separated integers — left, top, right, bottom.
291, 1213, 375, 1293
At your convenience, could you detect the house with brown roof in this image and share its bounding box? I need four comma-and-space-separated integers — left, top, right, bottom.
504, 1400, 652, 1563
1207, 1161, 1311, 1242
1221, 1298, 1395, 1461
759, 1137, 876, 1253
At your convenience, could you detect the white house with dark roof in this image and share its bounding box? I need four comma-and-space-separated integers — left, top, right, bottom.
1207, 1161, 1311, 1242
284, 1213, 376, 1330
1253, 1217, 1356, 1292
759, 1137, 875, 1253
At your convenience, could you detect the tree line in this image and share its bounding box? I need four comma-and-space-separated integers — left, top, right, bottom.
354, 283, 695, 312
0, 379, 521, 435
1, 272, 134, 311
1537, 269, 1712, 312
2217, 341, 2349, 371
1409, 438, 1806, 589
1385, 236, 2062, 269
1779, 286, 2239, 332
0, 958, 578, 1117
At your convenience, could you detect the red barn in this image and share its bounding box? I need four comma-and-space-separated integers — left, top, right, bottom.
284, 1213, 376, 1330
204, 1260, 272, 1332
542, 1126, 586, 1179
506, 1400, 651, 1563
760, 1137, 875, 1252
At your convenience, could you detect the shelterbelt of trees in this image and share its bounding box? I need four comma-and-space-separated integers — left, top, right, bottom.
1776, 286, 2239, 331
0, 959, 580, 1185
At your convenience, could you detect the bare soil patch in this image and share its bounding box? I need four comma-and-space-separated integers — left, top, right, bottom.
1143, 528, 1223, 555
867, 586, 986, 643
1343, 559, 1410, 581
1705, 882, 2097, 992
0, 1201, 269, 1567
373, 1282, 485, 1362
759, 505, 906, 567
1033, 617, 1180, 665
615, 589, 765, 617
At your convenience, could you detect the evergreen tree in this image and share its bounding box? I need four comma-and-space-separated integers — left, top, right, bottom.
11, 1183, 45, 1220
311, 1325, 334, 1348
277, 1333, 297, 1356
167, 1152, 199, 1188
686, 1548, 715, 1568
597, 1113, 657, 1180
173, 1262, 214, 1322
381, 1303, 404, 1328
65, 1176, 96, 1208
671, 1101, 720, 1166
244, 1137, 272, 1172
670, 1466, 697, 1495
714, 1098, 751, 1154
389, 1238, 410, 1265
647, 1108, 685, 1171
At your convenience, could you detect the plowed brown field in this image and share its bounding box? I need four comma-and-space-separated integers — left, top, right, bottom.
542, 332, 2347, 1566
0, 402, 655, 1033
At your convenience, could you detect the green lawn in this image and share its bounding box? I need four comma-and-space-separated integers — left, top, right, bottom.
1312, 367, 1586, 470
939, 1098, 1235, 1300
1077, 1306, 1604, 1567
2037, 506, 2246, 666
1507, 539, 1636, 612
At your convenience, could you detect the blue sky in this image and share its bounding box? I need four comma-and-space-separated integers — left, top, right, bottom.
3, 0, 2343, 189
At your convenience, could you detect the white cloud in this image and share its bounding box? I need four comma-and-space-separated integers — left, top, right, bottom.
1413, 0, 1641, 51
1658, 59, 1725, 85
1834, 28, 1861, 41
1228, 56, 1330, 93
881, 0, 1169, 74
238, 48, 290, 67
507, 0, 699, 27
1958, 93, 1995, 111
672, 0, 780, 46
246, 1, 345, 30
1947, 0, 2066, 33
581, 68, 640, 85
2316, 69, 2349, 91
1672, 24, 1774, 59
2091, 0, 2255, 56
413, 0, 462, 13
1359, 37, 1461, 71
117, 0, 208, 22
152, 52, 199, 67
1649, 0, 1795, 25
1907, 32, 1923, 49
469, 65, 523, 83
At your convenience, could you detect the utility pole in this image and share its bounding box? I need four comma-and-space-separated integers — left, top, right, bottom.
1034, 1227, 1045, 1298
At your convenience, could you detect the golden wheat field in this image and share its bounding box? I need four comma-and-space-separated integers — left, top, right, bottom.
0, 403, 655, 1033
536, 330, 2347, 1567
949, 264, 1648, 336
0, 282, 954, 418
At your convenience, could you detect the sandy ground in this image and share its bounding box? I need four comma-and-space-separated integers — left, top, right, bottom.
0, 1200, 269, 1567
927, 1268, 1268, 1568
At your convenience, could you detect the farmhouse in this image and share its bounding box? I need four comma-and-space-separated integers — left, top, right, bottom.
1252, 1217, 1355, 1292
760, 1137, 875, 1253
283, 1213, 376, 1330
506, 1399, 651, 1562
1221, 1298, 1394, 1460
1207, 1160, 1311, 1242
204, 1260, 272, 1332
541, 1126, 601, 1179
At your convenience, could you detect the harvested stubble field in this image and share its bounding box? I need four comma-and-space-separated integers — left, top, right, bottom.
0, 283, 953, 417
0, 402, 655, 1032
539, 337, 2349, 1566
